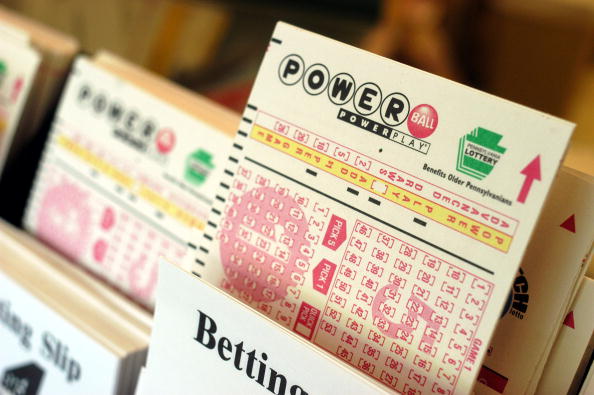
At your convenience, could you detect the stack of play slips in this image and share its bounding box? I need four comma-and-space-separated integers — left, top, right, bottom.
0, 5, 78, 174
475, 168, 594, 394
23, 51, 238, 307
0, 219, 150, 394
187, 22, 576, 393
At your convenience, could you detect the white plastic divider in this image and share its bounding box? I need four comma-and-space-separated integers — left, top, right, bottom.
139, 259, 392, 394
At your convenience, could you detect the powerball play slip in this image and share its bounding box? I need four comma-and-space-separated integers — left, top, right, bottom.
24, 57, 232, 307
190, 22, 573, 394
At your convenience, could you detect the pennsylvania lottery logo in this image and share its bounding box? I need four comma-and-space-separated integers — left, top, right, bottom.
185, 149, 214, 186
277, 54, 438, 155
457, 127, 506, 180
0, 60, 7, 87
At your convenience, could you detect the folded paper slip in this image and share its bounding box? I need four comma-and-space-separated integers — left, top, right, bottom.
536, 276, 594, 395
0, 220, 150, 395
0, 5, 78, 170
138, 260, 390, 394
24, 52, 238, 307
190, 22, 574, 394
474, 167, 594, 394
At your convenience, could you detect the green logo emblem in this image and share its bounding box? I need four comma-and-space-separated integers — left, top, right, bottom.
185, 149, 214, 186
0, 60, 7, 87
457, 127, 506, 180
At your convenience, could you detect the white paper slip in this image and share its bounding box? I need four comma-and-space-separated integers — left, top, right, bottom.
0, 28, 40, 174
24, 56, 233, 307
191, 22, 574, 393
537, 276, 594, 395
474, 168, 594, 394
140, 260, 390, 395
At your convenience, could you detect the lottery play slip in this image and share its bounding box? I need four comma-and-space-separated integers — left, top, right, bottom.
24, 57, 232, 307
191, 23, 574, 394
0, 23, 39, 173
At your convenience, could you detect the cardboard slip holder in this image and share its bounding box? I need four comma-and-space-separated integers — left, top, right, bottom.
138, 259, 390, 395
0, 219, 151, 395
23, 50, 238, 308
